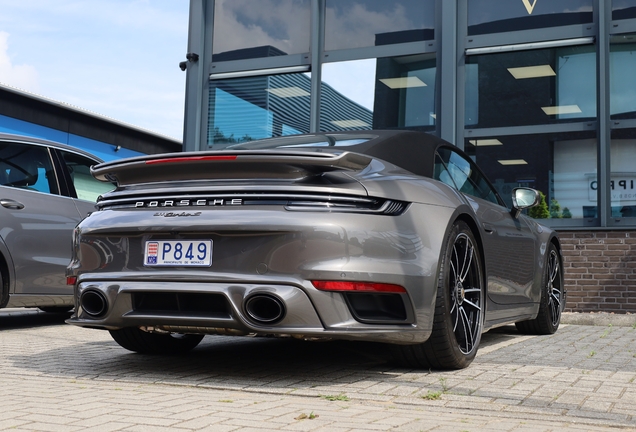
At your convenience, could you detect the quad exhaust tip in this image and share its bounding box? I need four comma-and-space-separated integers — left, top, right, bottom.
244, 294, 286, 325
80, 289, 108, 318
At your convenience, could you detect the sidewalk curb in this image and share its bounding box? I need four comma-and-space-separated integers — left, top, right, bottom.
561, 311, 636, 327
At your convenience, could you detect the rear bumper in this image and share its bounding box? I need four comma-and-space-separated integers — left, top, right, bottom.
67, 280, 431, 344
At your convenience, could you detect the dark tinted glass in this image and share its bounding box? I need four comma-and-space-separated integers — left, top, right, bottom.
60, 150, 113, 202
464, 130, 597, 219
468, 0, 593, 35
610, 34, 636, 120
320, 54, 436, 132
466, 44, 596, 128
437, 147, 500, 205
0, 143, 57, 195
610, 128, 636, 219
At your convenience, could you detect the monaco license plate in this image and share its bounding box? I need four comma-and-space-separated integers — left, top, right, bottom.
144, 240, 212, 267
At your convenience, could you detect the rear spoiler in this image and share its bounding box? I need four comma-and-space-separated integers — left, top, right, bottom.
91, 150, 373, 186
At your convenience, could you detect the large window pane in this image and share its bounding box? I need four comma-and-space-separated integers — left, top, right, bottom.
208, 73, 311, 148
468, 0, 592, 35
465, 131, 597, 221
325, 0, 434, 51
466, 45, 596, 128
320, 54, 436, 132
213, 0, 310, 60
611, 34, 636, 119
610, 129, 636, 218
613, 0, 636, 20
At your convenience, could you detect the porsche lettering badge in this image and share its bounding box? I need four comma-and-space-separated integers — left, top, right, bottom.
136, 199, 243, 208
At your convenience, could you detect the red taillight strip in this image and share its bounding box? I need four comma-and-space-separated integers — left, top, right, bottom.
66, 276, 77, 286
145, 155, 238, 165
311, 281, 406, 293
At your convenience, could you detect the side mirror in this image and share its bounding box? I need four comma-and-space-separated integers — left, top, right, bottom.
511, 187, 540, 219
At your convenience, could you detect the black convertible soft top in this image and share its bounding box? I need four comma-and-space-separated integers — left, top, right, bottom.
90, 130, 459, 185
231, 129, 454, 179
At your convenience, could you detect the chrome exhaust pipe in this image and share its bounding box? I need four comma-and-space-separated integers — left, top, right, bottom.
80, 289, 108, 318
244, 294, 285, 324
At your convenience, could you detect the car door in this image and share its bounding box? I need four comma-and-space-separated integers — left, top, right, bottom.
0, 141, 85, 295
435, 147, 537, 305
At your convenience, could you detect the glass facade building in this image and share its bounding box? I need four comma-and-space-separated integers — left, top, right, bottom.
183, 0, 636, 231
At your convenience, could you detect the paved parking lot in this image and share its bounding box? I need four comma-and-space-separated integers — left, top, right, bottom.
1, 309, 636, 431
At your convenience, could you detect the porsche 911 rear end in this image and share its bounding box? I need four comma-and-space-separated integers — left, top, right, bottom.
66, 147, 458, 359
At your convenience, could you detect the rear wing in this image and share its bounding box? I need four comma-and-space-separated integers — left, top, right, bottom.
91, 150, 373, 186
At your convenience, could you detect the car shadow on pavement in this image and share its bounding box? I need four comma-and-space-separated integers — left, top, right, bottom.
0, 309, 72, 330
3, 321, 542, 386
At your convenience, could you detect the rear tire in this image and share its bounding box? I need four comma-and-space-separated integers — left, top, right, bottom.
515, 243, 564, 335
109, 327, 204, 354
393, 220, 484, 369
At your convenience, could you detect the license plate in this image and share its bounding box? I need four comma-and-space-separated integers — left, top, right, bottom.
144, 240, 212, 267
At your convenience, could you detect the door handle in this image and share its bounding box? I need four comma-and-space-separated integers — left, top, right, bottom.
0, 198, 25, 209
482, 223, 496, 234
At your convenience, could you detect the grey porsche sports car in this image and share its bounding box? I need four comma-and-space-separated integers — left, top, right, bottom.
66, 130, 564, 369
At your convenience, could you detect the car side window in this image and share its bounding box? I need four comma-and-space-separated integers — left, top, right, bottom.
435, 147, 501, 205
0, 142, 58, 195
60, 151, 114, 202
434, 153, 456, 189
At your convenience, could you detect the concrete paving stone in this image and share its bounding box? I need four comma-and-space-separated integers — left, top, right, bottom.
67, 414, 140, 428
580, 400, 614, 412
312, 427, 356, 432
194, 426, 240, 432
171, 416, 233, 430
13, 422, 85, 432
372, 416, 416, 427
122, 425, 193, 432
3, 312, 636, 431
564, 409, 632, 424
76, 423, 136, 432
305, 420, 391, 430
0, 419, 32, 430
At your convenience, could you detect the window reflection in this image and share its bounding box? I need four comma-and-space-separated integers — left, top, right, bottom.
320, 54, 436, 132
610, 129, 636, 218
213, 0, 310, 59
466, 45, 596, 128
325, 0, 434, 51
208, 73, 311, 148
468, 0, 592, 35
613, 0, 636, 20
610, 33, 636, 119
465, 131, 597, 220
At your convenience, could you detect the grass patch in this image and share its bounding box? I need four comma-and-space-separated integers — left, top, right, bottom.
320, 394, 350, 402
421, 390, 443, 400
295, 411, 318, 420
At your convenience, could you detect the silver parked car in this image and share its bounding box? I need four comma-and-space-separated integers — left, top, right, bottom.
67, 130, 565, 369
0, 134, 113, 312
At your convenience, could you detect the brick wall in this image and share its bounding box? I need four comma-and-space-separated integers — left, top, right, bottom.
558, 230, 636, 314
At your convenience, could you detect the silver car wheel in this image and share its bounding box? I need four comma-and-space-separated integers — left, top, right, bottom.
392, 220, 484, 370
449, 231, 483, 355
547, 248, 563, 328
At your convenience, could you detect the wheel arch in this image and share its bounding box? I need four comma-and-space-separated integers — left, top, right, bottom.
0, 235, 15, 308
0, 251, 11, 308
